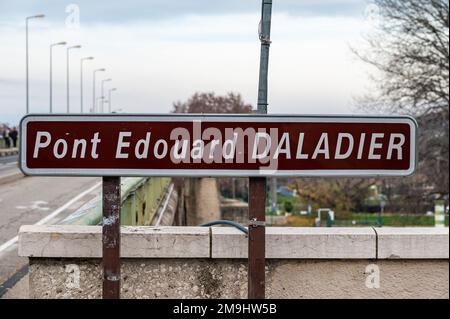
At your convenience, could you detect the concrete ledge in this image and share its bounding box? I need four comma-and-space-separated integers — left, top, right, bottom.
19, 225, 210, 258
376, 227, 449, 259
19, 226, 449, 299
212, 227, 376, 259
19, 225, 449, 260
122, 226, 210, 258
0, 148, 18, 157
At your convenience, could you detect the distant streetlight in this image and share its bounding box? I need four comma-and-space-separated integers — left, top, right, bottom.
49, 41, 66, 113
108, 88, 117, 113
66, 45, 81, 113
80, 56, 94, 113
92, 68, 105, 112
26, 14, 45, 114
101, 78, 112, 113
96, 96, 103, 113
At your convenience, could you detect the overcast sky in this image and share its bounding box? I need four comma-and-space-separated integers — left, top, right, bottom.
0, 0, 379, 125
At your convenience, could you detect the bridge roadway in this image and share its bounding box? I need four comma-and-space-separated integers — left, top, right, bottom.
0, 155, 20, 178
0, 159, 101, 297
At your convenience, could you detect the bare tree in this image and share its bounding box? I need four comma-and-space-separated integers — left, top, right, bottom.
355, 0, 449, 210
291, 178, 374, 214
356, 0, 449, 115
173, 92, 252, 114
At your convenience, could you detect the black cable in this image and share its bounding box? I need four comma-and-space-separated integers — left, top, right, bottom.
199, 220, 248, 234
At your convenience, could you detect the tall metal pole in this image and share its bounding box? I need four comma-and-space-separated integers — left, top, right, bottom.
26, 18, 29, 114
101, 79, 111, 113
26, 14, 45, 114
80, 60, 83, 113
50, 42, 66, 113
108, 88, 117, 113
93, 71, 96, 113
66, 45, 81, 113
96, 96, 103, 112
101, 81, 104, 113
66, 48, 69, 112
249, 0, 272, 300
92, 68, 105, 113
261, 0, 276, 217
49, 43, 52, 113
80, 57, 94, 113
102, 176, 121, 299
256, 1, 272, 115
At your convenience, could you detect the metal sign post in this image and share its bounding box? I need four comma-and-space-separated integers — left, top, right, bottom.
102, 176, 121, 299
248, 177, 267, 299
249, 0, 272, 299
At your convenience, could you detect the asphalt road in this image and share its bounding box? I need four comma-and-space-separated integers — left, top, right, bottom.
0, 155, 19, 174
0, 173, 101, 297
0, 155, 18, 164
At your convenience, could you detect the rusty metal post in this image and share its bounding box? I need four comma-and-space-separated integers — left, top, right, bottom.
102, 176, 121, 299
248, 177, 267, 299
248, 0, 272, 299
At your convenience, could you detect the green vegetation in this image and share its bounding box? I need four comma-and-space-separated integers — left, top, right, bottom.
276, 194, 300, 213
268, 187, 449, 228
338, 213, 449, 227
283, 201, 294, 213
285, 213, 449, 227
274, 189, 449, 227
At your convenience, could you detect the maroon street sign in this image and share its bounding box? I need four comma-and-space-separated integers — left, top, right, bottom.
20, 114, 417, 177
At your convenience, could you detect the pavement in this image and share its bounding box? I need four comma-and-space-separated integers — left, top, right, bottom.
0, 174, 102, 298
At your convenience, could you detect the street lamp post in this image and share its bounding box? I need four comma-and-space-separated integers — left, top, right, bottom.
92, 68, 106, 113
26, 14, 45, 114
49, 41, 66, 113
108, 88, 117, 113
66, 45, 81, 113
80, 57, 94, 113
96, 96, 103, 113
101, 79, 112, 113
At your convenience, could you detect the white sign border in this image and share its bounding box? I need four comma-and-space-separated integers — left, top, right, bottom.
20, 114, 418, 177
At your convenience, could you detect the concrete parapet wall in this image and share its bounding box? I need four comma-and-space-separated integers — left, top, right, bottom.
27, 259, 449, 299
0, 147, 19, 157
19, 226, 449, 299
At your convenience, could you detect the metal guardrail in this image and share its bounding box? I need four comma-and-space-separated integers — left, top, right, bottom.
61, 177, 171, 226
153, 183, 175, 227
